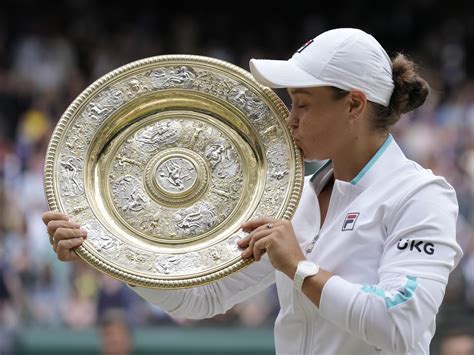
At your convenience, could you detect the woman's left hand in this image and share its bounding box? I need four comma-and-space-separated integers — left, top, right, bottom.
238, 217, 306, 278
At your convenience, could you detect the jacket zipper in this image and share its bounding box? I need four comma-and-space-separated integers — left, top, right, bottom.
305, 233, 320, 254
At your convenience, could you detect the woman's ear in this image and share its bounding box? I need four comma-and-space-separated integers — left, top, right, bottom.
348, 90, 367, 120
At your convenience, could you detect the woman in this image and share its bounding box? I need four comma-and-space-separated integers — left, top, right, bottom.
43, 28, 462, 354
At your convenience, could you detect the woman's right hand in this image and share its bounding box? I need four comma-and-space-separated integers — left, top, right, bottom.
41, 211, 87, 262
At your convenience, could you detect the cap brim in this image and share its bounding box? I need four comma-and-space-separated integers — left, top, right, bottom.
249, 58, 328, 88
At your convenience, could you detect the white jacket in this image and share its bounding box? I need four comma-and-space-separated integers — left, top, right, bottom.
131, 136, 463, 355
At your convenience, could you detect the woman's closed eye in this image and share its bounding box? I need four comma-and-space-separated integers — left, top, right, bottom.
291, 103, 308, 110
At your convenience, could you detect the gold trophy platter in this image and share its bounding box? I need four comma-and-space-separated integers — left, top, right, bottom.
44, 55, 303, 288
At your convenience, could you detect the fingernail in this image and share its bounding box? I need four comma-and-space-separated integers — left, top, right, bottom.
80, 230, 88, 237
73, 223, 81, 228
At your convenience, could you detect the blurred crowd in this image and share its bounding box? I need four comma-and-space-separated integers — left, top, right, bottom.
0, 1, 473, 354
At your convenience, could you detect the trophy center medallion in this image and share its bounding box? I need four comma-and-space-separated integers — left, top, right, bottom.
155, 157, 198, 195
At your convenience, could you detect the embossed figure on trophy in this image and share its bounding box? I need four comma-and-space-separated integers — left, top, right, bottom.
126, 78, 143, 98
210, 182, 239, 201
271, 169, 289, 180
88, 102, 109, 120
178, 208, 204, 231
227, 85, 268, 121
155, 252, 201, 274
156, 255, 177, 274
205, 141, 240, 178
139, 212, 161, 234
66, 136, 85, 150
84, 221, 122, 256
65, 123, 92, 151
156, 158, 196, 192
128, 189, 147, 212
135, 121, 179, 148
209, 247, 221, 261
122, 248, 153, 271
266, 143, 290, 181
163, 161, 190, 190
205, 142, 226, 168
189, 123, 204, 148
113, 175, 148, 212
175, 203, 217, 236
195, 71, 234, 96
135, 124, 166, 145
150, 66, 196, 89
86, 88, 124, 121
69, 205, 88, 216
117, 154, 142, 168
60, 156, 84, 196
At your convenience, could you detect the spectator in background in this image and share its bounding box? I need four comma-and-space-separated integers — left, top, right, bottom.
0, 258, 21, 354
439, 330, 474, 355
99, 309, 133, 355
97, 275, 135, 324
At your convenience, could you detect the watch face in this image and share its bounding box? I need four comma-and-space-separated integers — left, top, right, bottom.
300, 261, 319, 275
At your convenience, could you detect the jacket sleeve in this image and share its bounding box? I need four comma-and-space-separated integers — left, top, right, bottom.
318, 178, 463, 353
129, 255, 275, 319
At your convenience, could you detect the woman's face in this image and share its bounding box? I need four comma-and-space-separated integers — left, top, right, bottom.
287, 86, 350, 161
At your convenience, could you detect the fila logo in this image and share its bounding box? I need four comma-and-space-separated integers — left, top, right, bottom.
296, 39, 314, 53
342, 212, 359, 231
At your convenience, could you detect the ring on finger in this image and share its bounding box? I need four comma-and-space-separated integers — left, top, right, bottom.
266, 223, 273, 229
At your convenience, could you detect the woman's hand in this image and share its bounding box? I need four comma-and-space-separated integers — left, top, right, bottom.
41, 211, 87, 262
238, 217, 305, 279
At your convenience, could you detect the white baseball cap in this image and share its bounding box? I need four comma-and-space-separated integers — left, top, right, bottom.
249, 28, 394, 107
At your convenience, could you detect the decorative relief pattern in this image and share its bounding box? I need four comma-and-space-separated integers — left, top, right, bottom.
59, 155, 84, 197
119, 246, 155, 271
227, 85, 269, 121
84, 220, 123, 257
109, 117, 245, 242
45, 57, 301, 288
155, 252, 202, 275
84, 87, 124, 122
149, 66, 196, 89
134, 121, 181, 152
65, 122, 95, 153
204, 139, 240, 179
266, 143, 290, 182
111, 175, 149, 212
175, 202, 217, 237
156, 157, 197, 192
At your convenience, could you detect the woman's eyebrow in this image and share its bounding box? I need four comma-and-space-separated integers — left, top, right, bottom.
288, 88, 312, 96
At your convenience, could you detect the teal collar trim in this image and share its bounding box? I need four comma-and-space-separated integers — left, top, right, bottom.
351, 134, 393, 186
309, 159, 332, 183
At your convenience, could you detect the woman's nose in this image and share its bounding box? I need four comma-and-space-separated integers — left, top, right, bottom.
287, 109, 299, 129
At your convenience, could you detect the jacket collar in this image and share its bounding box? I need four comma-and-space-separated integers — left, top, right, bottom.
309, 134, 407, 191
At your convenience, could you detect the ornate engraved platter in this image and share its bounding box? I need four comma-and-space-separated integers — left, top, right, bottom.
44, 55, 303, 288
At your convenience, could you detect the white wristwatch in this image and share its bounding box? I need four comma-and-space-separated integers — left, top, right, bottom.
293, 260, 320, 291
